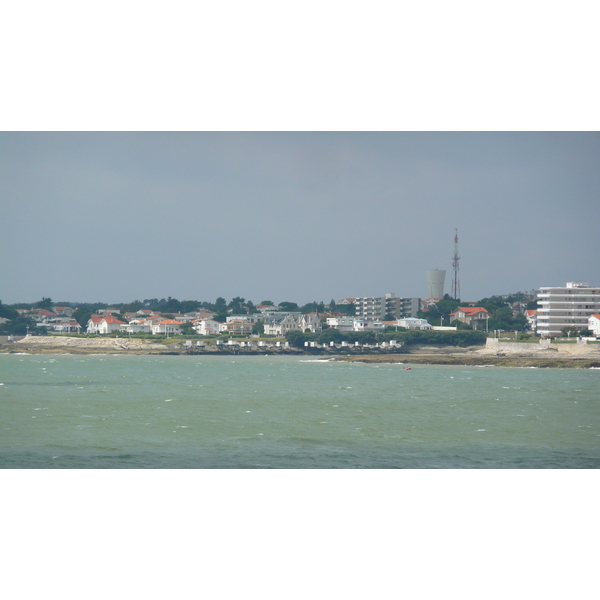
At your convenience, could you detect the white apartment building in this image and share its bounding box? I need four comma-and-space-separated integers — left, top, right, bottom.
354, 293, 420, 322
354, 296, 385, 321
537, 282, 600, 337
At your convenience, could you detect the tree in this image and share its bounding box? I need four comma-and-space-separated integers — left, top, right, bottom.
285, 330, 308, 348
317, 328, 344, 344
0, 301, 19, 321
74, 308, 92, 329
436, 298, 460, 316
260, 300, 274, 306
561, 326, 579, 338
451, 319, 473, 330
228, 297, 246, 314
213, 311, 227, 323
180, 322, 195, 335
36, 297, 53, 310
0, 315, 40, 335
278, 301, 299, 312
336, 303, 355, 316
121, 300, 143, 313
301, 302, 319, 314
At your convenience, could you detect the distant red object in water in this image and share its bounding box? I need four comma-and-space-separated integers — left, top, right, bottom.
402, 367, 411, 370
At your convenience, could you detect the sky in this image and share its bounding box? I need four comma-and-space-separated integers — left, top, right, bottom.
1, 131, 599, 306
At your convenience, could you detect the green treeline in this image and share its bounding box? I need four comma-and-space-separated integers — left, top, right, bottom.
418, 293, 533, 331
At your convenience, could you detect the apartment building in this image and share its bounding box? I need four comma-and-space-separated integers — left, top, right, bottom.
355, 293, 420, 321
537, 282, 600, 337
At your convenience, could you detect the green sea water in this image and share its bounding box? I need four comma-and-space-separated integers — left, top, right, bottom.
1, 354, 599, 468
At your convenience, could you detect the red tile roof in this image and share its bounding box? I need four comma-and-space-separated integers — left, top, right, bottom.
101, 316, 125, 324
455, 306, 489, 315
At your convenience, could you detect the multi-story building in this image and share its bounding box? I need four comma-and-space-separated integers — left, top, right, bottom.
355, 293, 420, 322
399, 297, 420, 318
354, 296, 385, 321
537, 282, 600, 337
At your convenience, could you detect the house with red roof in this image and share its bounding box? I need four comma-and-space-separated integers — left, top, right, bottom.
97, 316, 126, 334
525, 309, 538, 332
86, 315, 104, 334
193, 318, 221, 336
29, 309, 59, 322
450, 306, 490, 330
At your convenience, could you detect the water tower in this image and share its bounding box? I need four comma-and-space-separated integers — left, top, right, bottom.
426, 269, 446, 299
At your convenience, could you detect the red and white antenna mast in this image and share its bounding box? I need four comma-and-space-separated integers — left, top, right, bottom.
451, 228, 461, 300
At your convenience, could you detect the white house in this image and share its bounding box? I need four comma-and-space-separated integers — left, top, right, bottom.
97, 316, 126, 334
450, 307, 490, 330
193, 318, 221, 336
52, 321, 81, 333
263, 314, 301, 336
396, 318, 433, 330
352, 319, 384, 331
151, 319, 183, 335
326, 316, 356, 331
525, 310, 538, 331
588, 314, 600, 336
120, 319, 151, 333
86, 316, 103, 334
222, 319, 253, 335
298, 313, 322, 334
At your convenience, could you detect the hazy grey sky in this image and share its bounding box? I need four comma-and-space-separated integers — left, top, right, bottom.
1, 132, 599, 306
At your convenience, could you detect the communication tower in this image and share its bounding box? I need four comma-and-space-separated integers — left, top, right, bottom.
451, 228, 461, 300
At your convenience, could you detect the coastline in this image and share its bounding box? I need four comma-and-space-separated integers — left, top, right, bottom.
2, 336, 600, 368
331, 353, 600, 369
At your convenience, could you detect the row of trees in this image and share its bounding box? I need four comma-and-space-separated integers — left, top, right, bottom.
0, 301, 44, 335
418, 293, 532, 331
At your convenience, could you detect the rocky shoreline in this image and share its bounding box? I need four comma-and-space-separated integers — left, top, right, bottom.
332, 353, 600, 369
2, 336, 600, 368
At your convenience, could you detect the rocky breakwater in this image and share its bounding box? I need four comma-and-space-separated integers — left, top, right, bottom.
335, 339, 600, 368
4, 336, 172, 355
